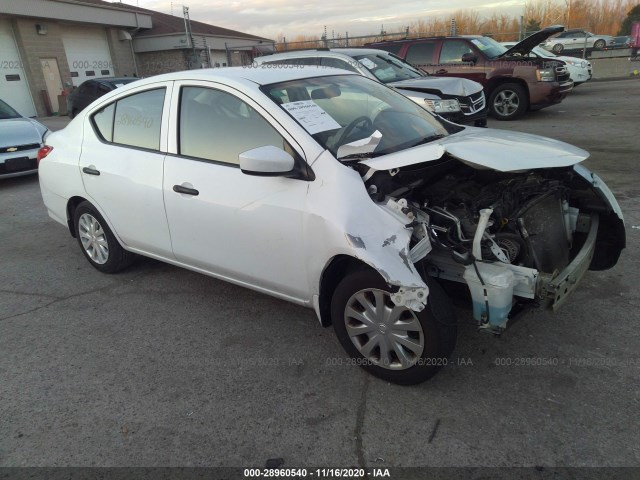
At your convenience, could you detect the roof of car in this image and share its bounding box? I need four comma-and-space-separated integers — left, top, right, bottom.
123, 66, 358, 89
258, 48, 390, 60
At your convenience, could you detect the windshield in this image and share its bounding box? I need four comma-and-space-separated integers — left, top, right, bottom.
262, 74, 448, 159
469, 37, 508, 59
0, 99, 22, 119
353, 53, 424, 83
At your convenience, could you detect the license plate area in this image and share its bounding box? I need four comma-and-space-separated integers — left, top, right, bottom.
5, 157, 35, 172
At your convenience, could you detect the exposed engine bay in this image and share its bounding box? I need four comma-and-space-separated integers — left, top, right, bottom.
354, 155, 625, 332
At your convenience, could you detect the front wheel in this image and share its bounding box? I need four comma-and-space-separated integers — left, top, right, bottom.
488, 83, 528, 120
593, 39, 606, 50
331, 269, 457, 385
552, 43, 564, 53
73, 201, 136, 273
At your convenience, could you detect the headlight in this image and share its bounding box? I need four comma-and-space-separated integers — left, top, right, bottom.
537, 67, 555, 81
424, 99, 461, 113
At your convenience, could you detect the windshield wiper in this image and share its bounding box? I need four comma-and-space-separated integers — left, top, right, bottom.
410, 134, 446, 148
337, 151, 380, 161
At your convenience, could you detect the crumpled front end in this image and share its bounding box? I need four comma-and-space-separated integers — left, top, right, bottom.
351, 149, 625, 333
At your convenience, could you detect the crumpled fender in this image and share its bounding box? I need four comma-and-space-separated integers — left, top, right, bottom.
304, 150, 428, 311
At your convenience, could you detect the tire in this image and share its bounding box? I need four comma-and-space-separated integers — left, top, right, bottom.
552, 43, 564, 53
593, 39, 606, 50
331, 268, 457, 385
488, 83, 528, 121
73, 201, 136, 273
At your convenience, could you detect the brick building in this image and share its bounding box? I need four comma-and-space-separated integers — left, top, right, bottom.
0, 0, 273, 117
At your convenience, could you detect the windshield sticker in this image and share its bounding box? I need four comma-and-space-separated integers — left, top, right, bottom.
337, 130, 382, 159
115, 83, 125, 88
359, 58, 377, 70
470, 39, 489, 50
281, 100, 341, 135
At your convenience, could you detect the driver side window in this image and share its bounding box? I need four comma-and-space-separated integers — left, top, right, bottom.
178, 86, 290, 165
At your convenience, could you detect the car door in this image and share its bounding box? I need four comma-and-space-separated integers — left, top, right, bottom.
163, 81, 311, 300
404, 40, 438, 74
436, 39, 486, 83
79, 82, 174, 258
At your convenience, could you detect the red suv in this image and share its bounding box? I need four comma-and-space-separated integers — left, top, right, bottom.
367, 26, 574, 120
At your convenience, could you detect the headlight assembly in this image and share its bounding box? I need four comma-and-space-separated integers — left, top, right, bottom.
424, 98, 461, 113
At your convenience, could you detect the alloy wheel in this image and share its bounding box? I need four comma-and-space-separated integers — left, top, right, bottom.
494, 90, 520, 117
78, 213, 109, 264
344, 288, 424, 370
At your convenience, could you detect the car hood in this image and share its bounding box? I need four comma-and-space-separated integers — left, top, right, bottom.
0, 118, 46, 147
388, 77, 483, 96
359, 127, 589, 172
500, 25, 565, 57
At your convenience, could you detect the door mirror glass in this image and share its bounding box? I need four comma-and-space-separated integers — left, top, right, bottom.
239, 146, 295, 176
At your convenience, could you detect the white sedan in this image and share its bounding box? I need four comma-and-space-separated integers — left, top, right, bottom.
38, 67, 624, 384
502, 42, 593, 86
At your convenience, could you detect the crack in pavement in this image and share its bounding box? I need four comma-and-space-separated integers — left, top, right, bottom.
354, 375, 370, 468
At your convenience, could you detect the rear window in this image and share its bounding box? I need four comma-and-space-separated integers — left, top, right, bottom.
406, 42, 436, 66
91, 88, 165, 151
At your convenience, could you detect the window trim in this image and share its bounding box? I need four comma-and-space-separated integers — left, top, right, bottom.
405, 41, 437, 66
174, 84, 313, 180
89, 86, 168, 153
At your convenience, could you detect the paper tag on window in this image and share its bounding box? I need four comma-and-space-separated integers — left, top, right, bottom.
281, 100, 341, 135
359, 58, 377, 70
115, 83, 125, 88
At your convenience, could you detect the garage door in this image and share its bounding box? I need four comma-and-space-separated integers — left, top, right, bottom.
0, 19, 37, 117
62, 26, 114, 87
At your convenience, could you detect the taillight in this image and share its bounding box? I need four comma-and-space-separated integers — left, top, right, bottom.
37, 145, 53, 166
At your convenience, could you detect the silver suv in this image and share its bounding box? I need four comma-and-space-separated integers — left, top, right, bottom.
255, 48, 488, 127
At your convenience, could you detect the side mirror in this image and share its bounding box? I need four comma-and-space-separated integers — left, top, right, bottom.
239, 145, 295, 177
461, 53, 478, 64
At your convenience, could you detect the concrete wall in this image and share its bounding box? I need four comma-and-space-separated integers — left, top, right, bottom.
591, 56, 639, 79
11, 17, 142, 116
106, 28, 137, 77
12, 18, 71, 117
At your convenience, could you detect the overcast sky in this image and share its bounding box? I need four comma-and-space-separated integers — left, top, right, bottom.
111, 0, 526, 39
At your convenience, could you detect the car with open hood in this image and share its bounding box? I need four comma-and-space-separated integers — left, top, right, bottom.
367, 26, 574, 120
38, 67, 625, 385
0, 99, 49, 179
254, 48, 487, 127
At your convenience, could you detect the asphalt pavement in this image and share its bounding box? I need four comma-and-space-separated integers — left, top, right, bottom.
1, 79, 639, 469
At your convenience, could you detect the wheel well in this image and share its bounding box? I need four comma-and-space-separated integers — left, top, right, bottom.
66, 196, 88, 237
318, 255, 372, 327
486, 77, 530, 103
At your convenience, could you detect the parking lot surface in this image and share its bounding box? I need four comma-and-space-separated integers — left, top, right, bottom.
1, 79, 639, 468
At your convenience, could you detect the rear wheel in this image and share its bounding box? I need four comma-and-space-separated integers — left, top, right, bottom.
331, 269, 457, 385
488, 83, 528, 120
73, 201, 136, 273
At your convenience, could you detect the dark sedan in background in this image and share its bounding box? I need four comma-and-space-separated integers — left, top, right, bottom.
0, 99, 48, 179
67, 77, 139, 119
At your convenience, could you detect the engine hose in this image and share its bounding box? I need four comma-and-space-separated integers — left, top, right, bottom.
472, 260, 491, 326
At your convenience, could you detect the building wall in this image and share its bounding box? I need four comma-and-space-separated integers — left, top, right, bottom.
12, 18, 71, 117
105, 28, 137, 77
10, 18, 135, 116
136, 50, 189, 77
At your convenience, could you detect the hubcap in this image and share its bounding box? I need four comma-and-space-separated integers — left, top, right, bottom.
78, 213, 109, 264
494, 90, 519, 117
344, 289, 424, 370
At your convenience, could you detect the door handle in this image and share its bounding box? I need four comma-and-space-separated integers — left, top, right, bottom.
173, 184, 199, 196
435, 69, 448, 75
82, 166, 100, 176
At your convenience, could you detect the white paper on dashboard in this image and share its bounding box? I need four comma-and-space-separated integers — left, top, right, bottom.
359, 58, 377, 70
281, 100, 341, 135
337, 130, 382, 159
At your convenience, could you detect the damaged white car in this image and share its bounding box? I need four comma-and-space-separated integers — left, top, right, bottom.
38, 67, 625, 385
